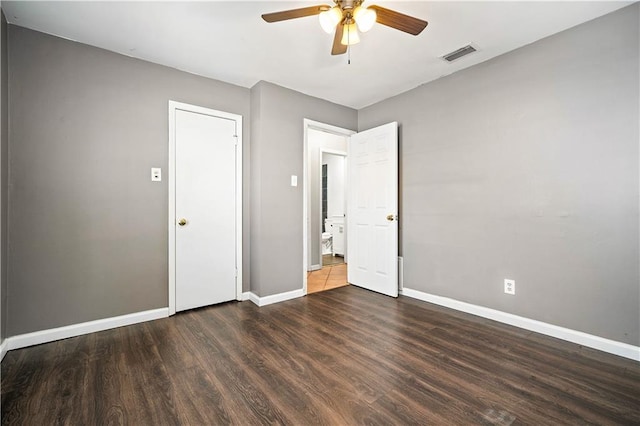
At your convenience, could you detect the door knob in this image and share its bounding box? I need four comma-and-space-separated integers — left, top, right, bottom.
386, 214, 396, 222
178, 218, 187, 226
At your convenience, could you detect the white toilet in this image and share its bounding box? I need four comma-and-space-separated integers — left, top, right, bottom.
321, 232, 333, 255
325, 216, 345, 256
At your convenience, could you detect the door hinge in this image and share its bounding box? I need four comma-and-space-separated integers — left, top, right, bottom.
235, 269, 238, 278
233, 135, 238, 146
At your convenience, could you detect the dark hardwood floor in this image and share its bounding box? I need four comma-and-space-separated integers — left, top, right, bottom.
2, 285, 639, 425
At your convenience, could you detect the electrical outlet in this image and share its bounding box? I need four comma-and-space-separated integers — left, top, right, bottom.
151, 167, 161, 182
504, 279, 515, 295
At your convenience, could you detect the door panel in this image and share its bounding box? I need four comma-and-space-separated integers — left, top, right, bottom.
347, 122, 398, 297
175, 109, 237, 311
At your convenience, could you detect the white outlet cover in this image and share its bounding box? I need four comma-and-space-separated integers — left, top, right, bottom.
151, 167, 161, 182
504, 279, 515, 295
291, 175, 297, 187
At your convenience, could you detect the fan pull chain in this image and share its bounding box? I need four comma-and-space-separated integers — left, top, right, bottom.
347, 25, 351, 65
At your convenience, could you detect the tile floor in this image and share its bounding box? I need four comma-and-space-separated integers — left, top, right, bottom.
322, 254, 345, 267
307, 263, 348, 294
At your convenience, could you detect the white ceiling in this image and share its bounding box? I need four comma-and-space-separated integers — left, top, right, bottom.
3, 1, 632, 109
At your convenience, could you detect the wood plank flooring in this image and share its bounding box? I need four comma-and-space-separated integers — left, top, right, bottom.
2, 285, 639, 425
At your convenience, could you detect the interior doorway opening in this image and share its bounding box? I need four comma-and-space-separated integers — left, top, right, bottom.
303, 119, 355, 295
320, 151, 346, 268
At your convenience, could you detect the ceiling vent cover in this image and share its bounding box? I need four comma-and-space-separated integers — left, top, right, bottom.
442, 45, 477, 62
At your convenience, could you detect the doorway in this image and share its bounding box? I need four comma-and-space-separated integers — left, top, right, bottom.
321, 150, 347, 268
303, 120, 354, 294
308, 150, 348, 294
304, 120, 399, 298
168, 101, 243, 315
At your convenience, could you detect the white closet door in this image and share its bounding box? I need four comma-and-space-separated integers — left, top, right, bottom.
174, 109, 237, 311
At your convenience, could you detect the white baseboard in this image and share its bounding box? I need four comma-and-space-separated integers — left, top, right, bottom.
241, 291, 252, 301
309, 264, 321, 271
246, 289, 304, 307
401, 287, 640, 362
0, 338, 7, 362
247, 292, 261, 306
5, 308, 169, 353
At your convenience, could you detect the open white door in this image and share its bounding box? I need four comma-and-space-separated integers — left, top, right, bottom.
347, 122, 398, 297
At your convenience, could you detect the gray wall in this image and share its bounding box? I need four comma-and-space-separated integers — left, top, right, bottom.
0, 10, 7, 343
250, 81, 356, 297
7, 26, 251, 335
359, 4, 639, 345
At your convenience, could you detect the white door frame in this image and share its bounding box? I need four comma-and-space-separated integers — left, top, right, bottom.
168, 101, 243, 316
303, 119, 355, 295
318, 148, 347, 268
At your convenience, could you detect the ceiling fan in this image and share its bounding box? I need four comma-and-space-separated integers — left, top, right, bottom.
261, 0, 428, 56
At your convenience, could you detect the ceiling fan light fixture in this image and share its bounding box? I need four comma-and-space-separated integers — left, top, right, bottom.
353, 6, 376, 33
262, 2, 428, 57
319, 6, 343, 34
341, 22, 360, 46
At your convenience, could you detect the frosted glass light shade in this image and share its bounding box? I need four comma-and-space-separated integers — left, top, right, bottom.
340, 23, 360, 45
354, 6, 376, 32
319, 7, 343, 34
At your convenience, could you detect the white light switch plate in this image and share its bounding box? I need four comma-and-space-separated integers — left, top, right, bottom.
291, 175, 297, 187
151, 168, 162, 182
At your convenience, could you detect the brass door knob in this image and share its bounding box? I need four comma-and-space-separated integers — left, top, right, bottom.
178, 218, 187, 226
386, 214, 396, 222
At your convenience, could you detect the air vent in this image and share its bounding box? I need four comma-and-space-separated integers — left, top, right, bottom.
442, 45, 477, 62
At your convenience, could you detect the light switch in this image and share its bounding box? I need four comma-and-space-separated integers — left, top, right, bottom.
291, 175, 297, 187
151, 168, 162, 182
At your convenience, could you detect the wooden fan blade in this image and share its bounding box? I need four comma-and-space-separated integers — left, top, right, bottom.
262, 5, 329, 23
368, 5, 428, 36
331, 24, 347, 55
